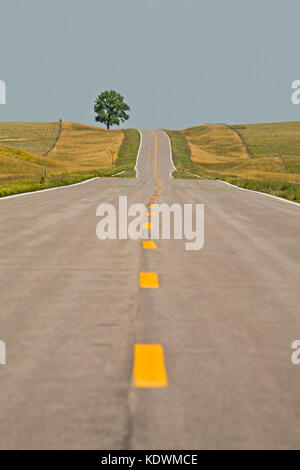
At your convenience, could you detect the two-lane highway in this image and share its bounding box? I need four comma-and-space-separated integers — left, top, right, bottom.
0, 130, 300, 449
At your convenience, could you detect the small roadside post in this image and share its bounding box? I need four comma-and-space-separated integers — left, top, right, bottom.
110, 150, 117, 167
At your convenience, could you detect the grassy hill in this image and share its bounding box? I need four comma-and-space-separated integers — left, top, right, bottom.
0, 146, 64, 179
165, 123, 300, 202
48, 121, 123, 171
233, 122, 300, 174
0, 121, 140, 197
0, 121, 61, 155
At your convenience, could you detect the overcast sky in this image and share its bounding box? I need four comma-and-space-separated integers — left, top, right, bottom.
1, 0, 300, 129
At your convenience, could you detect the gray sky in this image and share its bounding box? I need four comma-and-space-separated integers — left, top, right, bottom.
1, 0, 300, 129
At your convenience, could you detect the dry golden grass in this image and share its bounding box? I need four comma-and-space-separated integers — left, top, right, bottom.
167, 124, 300, 202
185, 125, 249, 164
0, 145, 65, 181
0, 121, 126, 186
234, 122, 300, 174
0, 122, 61, 155
181, 124, 297, 181
49, 121, 123, 171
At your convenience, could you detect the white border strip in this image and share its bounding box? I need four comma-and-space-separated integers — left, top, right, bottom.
0, 176, 101, 201
185, 172, 207, 179
112, 170, 126, 177
217, 179, 300, 207
161, 130, 177, 178
134, 130, 143, 178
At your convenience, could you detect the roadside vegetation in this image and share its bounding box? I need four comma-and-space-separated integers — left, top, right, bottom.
0, 169, 122, 198
163, 130, 196, 176
0, 121, 140, 197
165, 123, 300, 202
116, 128, 140, 176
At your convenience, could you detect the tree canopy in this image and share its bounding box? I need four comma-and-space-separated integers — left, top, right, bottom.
94, 90, 130, 129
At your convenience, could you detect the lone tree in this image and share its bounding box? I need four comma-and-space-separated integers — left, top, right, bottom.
94, 90, 130, 129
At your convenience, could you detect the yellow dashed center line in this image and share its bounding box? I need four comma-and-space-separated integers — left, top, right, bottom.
133, 344, 168, 388
151, 130, 158, 179
139, 272, 159, 288
135, 132, 168, 388
142, 241, 157, 249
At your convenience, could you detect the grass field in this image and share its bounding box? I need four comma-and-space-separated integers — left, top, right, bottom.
116, 128, 140, 170
48, 121, 123, 171
2, 119, 299, 202
166, 123, 300, 202
0, 121, 61, 155
233, 122, 300, 174
0, 121, 140, 197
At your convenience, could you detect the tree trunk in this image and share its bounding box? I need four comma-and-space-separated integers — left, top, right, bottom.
107, 123, 110, 130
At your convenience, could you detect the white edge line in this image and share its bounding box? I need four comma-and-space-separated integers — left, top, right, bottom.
112, 170, 126, 177
217, 179, 300, 207
185, 171, 207, 179
134, 130, 143, 178
161, 130, 177, 178
0, 176, 101, 200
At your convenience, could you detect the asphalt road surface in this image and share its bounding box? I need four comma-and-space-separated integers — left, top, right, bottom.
0, 130, 300, 450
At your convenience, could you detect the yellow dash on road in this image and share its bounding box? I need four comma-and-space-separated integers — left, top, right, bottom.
148, 204, 156, 208
133, 344, 168, 388
143, 223, 153, 229
148, 212, 156, 216
142, 241, 157, 249
139, 272, 159, 288
151, 130, 158, 179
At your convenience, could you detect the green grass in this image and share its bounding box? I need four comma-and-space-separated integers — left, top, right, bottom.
218, 176, 300, 203
0, 168, 127, 198
116, 128, 140, 170
163, 129, 198, 176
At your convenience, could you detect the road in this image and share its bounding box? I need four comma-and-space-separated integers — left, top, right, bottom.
0, 129, 300, 450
